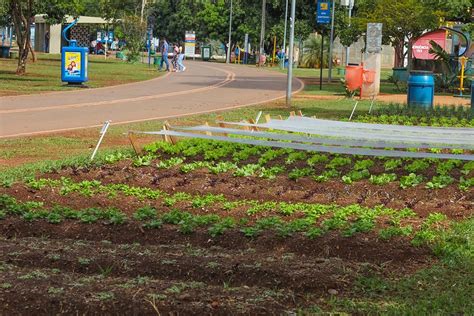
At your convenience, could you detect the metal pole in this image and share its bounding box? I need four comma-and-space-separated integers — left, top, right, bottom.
281, 0, 289, 68
286, 0, 296, 107
259, 0, 267, 64
345, 1, 354, 66
320, 29, 324, 90
226, 0, 233, 64
328, 0, 336, 82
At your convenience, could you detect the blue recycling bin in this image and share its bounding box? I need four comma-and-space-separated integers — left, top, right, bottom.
407, 71, 434, 109
61, 19, 88, 85
61, 45, 88, 84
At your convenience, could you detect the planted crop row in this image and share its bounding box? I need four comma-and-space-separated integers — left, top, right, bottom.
125, 140, 474, 190
362, 103, 473, 122
0, 193, 447, 246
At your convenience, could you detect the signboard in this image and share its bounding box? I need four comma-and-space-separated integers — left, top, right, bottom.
185, 31, 196, 58
366, 23, 383, 53
412, 29, 447, 60
64, 52, 82, 78
317, 1, 331, 24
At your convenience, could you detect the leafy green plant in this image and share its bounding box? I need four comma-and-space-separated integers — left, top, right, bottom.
426, 175, 454, 189
369, 173, 397, 185
156, 157, 185, 169
405, 160, 430, 173
400, 173, 424, 189
384, 159, 403, 171
288, 167, 314, 180
132, 155, 154, 167
133, 206, 157, 221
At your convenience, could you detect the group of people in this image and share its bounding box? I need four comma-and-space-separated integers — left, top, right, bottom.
159, 38, 186, 72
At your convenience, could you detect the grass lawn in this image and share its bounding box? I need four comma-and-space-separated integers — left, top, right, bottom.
0, 53, 162, 96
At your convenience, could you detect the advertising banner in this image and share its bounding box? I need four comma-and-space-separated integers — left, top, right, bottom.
185, 31, 196, 58
64, 52, 81, 78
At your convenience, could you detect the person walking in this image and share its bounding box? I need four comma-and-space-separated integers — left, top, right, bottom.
171, 43, 179, 72
44, 31, 50, 53
177, 44, 186, 72
159, 38, 170, 72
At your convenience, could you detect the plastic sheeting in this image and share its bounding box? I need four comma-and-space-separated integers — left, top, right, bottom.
137, 130, 474, 161
173, 125, 473, 150
220, 117, 474, 146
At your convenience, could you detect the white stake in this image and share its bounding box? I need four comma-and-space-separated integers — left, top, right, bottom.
91, 121, 111, 161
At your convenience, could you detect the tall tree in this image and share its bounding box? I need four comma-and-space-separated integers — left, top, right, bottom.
1, 0, 82, 75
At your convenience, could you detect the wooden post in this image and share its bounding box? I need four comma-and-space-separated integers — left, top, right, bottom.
163, 121, 177, 144
248, 118, 259, 131
128, 132, 142, 156
289, 111, 296, 117
264, 114, 272, 123
297, 110, 303, 117
204, 122, 213, 136
216, 115, 228, 136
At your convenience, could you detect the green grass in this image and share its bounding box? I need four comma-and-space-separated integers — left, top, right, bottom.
269, 66, 393, 80
321, 217, 474, 314
0, 54, 161, 96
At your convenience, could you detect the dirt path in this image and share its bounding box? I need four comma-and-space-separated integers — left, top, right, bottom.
0, 62, 303, 138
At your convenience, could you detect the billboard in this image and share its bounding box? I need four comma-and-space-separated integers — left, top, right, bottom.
185, 31, 196, 58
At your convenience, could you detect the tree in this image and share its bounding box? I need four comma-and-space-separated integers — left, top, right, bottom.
121, 14, 146, 62
1, 0, 82, 75
354, 0, 440, 68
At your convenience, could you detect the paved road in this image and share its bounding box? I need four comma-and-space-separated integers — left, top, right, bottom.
0, 61, 303, 138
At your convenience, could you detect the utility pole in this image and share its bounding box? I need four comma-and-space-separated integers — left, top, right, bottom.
259, 0, 266, 64
281, 0, 289, 68
327, 0, 336, 82
345, 0, 354, 65
286, 0, 296, 107
226, 0, 233, 64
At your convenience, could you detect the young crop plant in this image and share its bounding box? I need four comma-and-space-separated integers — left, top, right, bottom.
306, 153, 329, 167
436, 160, 462, 175
207, 162, 237, 174
259, 166, 285, 179
132, 155, 155, 167
133, 206, 158, 221
369, 173, 397, 185
191, 194, 225, 208
231, 146, 261, 162
258, 149, 286, 165
459, 177, 474, 191
180, 161, 211, 173
288, 167, 314, 180
462, 161, 474, 175
412, 212, 448, 246
425, 175, 454, 189
343, 169, 370, 183
384, 159, 403, 171
104, 152, 131, 164
405, 159, 431, 173
313, 169, 341, 182
156, 157, 185, 169
400, 173, 424, 189
326, 157, 352, 170
233, 164, 261, 177
353, 159, 375, 171
208, 217, 237, 237
285, 152, 307, 165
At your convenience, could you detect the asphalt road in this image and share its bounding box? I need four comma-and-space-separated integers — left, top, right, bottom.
0, 61, 303, 138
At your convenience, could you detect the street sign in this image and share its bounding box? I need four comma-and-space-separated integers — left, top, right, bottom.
317, 1, 331, 24
184, 31, 196, 58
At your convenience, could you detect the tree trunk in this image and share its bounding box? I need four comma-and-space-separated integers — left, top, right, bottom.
393, 40, 405, 68
10, 0, 33, 75
28, 40, 36, 62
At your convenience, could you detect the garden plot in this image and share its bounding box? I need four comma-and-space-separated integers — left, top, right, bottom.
0, 107, 473, 314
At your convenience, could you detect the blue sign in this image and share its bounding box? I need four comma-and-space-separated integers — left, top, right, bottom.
317, 1, 331, 24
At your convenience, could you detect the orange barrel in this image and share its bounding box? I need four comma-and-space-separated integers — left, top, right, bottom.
345, 65, 363, 91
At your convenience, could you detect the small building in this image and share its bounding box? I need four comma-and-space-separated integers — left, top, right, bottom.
34, 15, 112, 54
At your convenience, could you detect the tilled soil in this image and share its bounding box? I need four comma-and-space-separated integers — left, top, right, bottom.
0, 219, 433, 315
0, 163, 471, 314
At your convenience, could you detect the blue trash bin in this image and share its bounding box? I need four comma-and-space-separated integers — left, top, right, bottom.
407, 71, 435, 109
